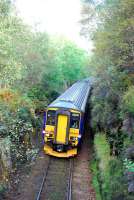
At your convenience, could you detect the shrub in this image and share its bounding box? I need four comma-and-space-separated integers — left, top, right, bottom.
123, 86, 134, 115
0, 89, 36, 167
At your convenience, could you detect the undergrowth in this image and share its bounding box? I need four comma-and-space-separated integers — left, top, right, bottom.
92, 133, 127, 200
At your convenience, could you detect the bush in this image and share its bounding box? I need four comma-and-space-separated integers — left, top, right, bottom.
0, 89, 36, 167
123, 86, 134, 115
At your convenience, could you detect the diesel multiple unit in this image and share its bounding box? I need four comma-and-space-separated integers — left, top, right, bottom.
42, 78, 93, 157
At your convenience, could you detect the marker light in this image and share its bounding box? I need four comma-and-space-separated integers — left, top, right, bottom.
45, 132, 53, 137
71, 137, 78, 141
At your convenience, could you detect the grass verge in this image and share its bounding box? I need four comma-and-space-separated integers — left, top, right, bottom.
91, 133, 125, 200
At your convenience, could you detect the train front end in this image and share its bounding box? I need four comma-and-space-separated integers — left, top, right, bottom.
42, 79, 93, 157
43, 108, 83, 157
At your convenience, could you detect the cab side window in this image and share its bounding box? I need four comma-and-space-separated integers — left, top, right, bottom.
70, 113, 80, 129
46, 110, 56, 126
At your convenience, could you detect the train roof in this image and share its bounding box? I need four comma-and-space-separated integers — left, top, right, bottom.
48, 78, 94, 112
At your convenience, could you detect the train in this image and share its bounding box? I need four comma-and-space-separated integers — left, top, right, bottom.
42, 78, 93, 157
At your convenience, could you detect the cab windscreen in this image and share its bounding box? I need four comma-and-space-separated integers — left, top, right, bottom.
70, 113, 80, 129
46, 110, 56, 126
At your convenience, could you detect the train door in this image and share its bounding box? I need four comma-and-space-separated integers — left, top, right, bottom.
56, 115, 68, 144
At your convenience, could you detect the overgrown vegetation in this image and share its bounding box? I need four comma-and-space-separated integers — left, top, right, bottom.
81, 0, 134, 199
93, 134, 126, 200
0, 0, 89, 191
1, 0, 134, 199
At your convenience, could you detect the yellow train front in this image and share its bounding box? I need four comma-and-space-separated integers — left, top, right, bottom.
42, 79, 93, 157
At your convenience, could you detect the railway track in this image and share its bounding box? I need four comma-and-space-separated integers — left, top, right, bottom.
36, 157, 74, 200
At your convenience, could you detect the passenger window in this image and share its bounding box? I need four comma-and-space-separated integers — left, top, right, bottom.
46, 110, 56, 126
70, 113, 80, 129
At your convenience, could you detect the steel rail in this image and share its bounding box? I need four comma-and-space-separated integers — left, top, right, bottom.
36, 157, 74, 200
67, 158, 74, 200
35, 158, 50, 200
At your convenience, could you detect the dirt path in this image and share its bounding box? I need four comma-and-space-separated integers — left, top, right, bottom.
72, 134, 96, 200
4, 152, 49, 200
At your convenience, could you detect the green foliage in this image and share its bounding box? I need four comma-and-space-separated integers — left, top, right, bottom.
0, 3, 32, 87
108, 159, 125, 200
94, 134, 110, 172
27, 84, 48, 109
0, 0, 89, 186
56, 40, 89, 86
23, 36, 89, 108
90, 154, 102, 200
0, 107, 34, 166
26, 148, 38, 162
85, 0, 134, 156
0, 184, 6, 199
0, 0, 12, 17
91, 0, 134, 71
0, 89, 35, 168
92, 73, 126, 156
94, 134, 126, 200
91, 68, 128, 140
122, 86, 134, 115
81, 0, 134, 198
124, 158, 134, 173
